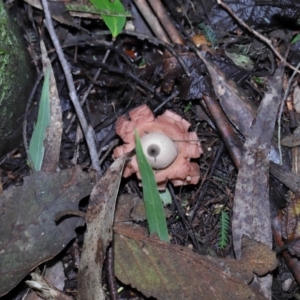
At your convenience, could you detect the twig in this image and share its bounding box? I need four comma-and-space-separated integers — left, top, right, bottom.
153, 90, 179, 113
202, 95, 242, 169
148, 0, 184, 44
217, 0, 300, 74
99, 139, 119, 166
40, 0, 101, 176
65, 50, 111, 135
77, 55, 168, 103
189, 142, 225, 220
133, 0, 169, 43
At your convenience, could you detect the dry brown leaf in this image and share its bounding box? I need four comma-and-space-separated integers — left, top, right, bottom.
23, 0, 89, 30
194, 47, 256, 137
281, 126, 300, 148
272, 195, 300, 284
77, 155, 128, 300
26, 261, 65, 300
26, 270, 72, 300
0, 167, 95, 296
40, 40, 62, 173
191, 46, 285, 298
114, 224, 277, 300
231, 65, 284, 297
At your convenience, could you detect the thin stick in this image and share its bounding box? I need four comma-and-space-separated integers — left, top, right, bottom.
133, 0, 169, 43
217, 0, 300, 74
40, 0, 101, 176
65, 50, 111, 135
148, 0, 184, 44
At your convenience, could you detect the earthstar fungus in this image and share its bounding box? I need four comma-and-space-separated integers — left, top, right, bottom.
113, 105, 202, 189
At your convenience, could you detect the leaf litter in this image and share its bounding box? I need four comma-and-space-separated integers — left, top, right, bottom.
114, 223, 277, 300
2, 1, 299, 299
0, 167, 95, 296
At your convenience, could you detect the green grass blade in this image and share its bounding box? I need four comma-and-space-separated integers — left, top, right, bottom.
90, 0, 126, 38
135, 130, 169, 242
291, 33, 300, 44
28, 68, 51, 171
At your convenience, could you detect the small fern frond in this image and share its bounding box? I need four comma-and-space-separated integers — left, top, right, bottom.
198, 23, 217, 47
218, 211, 230, 249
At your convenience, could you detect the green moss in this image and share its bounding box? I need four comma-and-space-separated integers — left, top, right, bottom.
0, 0, 33, 155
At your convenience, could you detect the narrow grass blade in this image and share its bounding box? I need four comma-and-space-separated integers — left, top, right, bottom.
28, 68, 51, 171
135, 130, 169, 242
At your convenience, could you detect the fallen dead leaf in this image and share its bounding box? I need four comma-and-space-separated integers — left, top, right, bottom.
40, 40, 62, 173
114, 224, 277, 300
232, 65, 284, 297
77, 155, 129, 300
0, 167, 95, 296
24, 0, 88, 31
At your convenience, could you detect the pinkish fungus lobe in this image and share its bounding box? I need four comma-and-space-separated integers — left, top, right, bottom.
113, 105, 203, 189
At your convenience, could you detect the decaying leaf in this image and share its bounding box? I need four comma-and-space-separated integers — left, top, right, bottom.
190, 46, 284, 297
273, 213, 300, 285
115, 194, 173, 224
114, 224, 277, 300
195, 47, 256, 137
23, 0, 89, 31
231, 65, 284, 297
232, 64, 284, 252
293, 86, 300, 114
281, 126, 300, 148
26, 269, 73, 300
273, 195, 300, 285
39, 40, 63, 173
77, 155, 128, 300
0, 167, 95, 296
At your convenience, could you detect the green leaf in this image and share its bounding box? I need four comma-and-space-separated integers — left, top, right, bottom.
135, 130, 169, 242
159, 189, 172, 205
90, 0, 126, 38
28, 68, 51, 171
291, 33, 300, 44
